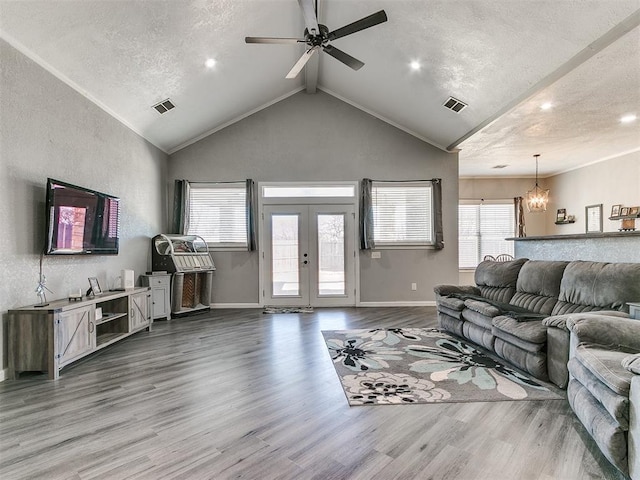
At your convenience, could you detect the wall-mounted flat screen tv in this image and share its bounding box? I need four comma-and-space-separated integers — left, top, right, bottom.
45, 178, 120, 255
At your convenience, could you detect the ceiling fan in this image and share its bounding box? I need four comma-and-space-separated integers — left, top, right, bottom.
245, 0, 388, 79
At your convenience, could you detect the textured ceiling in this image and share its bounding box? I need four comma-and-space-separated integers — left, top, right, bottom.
1, 0, 639, 177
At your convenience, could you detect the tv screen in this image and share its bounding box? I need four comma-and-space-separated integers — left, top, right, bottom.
45, 178, 120, 255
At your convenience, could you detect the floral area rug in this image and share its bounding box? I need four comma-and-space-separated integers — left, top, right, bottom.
322, 328, 562, 406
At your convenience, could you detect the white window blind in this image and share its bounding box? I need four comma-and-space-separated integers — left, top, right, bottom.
372, 182, 434, 246
187, 183, 247, 248
459, 202, 514, 268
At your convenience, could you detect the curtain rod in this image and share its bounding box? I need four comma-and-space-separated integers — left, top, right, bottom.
366, 178, 441, 183
183, 179, 249, 184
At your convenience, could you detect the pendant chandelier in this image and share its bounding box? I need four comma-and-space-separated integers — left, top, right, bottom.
525, 154, 549, 213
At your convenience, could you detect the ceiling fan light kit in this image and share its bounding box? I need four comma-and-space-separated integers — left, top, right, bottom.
245, 0, 387, 79
525, 154, 549, 213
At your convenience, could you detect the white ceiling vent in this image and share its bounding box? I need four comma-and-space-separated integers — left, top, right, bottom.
443, 96, 468, 113
152, 99, 176, 114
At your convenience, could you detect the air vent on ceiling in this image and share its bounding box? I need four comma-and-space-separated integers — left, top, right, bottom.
492, 164, 509, 169
443, 96, 468, 113
152, 99, 176, 114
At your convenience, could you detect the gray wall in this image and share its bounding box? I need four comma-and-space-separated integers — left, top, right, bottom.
0, 40, 168, 378
168, 90, 459, 305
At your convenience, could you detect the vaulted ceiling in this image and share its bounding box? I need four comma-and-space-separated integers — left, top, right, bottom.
1, 1, 639, 177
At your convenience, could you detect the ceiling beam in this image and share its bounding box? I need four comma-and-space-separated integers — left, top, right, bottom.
305, 53, 319, 93
304, 0, 321, 93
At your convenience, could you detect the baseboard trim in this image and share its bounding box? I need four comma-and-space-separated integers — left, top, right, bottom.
359, 301, 436, 307
210, 303, 262, 309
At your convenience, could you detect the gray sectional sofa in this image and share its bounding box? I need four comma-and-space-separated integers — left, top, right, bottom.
434, 258, 640, 478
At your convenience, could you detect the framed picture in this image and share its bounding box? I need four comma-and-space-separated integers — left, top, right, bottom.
611, 204, 622, 217
621, 207, 630, 217
630, 206, 640, 216
585, 204, 603, 233
556, 208, 566, 222
88, 277, 102, 296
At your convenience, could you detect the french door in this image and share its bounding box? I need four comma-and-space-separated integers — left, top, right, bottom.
263, 204, 356, 307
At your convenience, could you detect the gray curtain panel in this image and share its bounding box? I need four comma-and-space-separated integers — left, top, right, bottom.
360, 178, 374, 249
432, 178, 444, 249
514, 196, 526, 238
246, 179, 257, 251
173, 179, 190, 234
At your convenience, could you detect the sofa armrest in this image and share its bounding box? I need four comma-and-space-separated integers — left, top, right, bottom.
543, 310, 629, 330
624, 354, 640, 375
433, 284, 479, 296
567, 316, 640, 352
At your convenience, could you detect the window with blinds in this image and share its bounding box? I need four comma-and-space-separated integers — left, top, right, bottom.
187, 183, 247, 248
371, 182, 434, 246
459, 202, 515, 268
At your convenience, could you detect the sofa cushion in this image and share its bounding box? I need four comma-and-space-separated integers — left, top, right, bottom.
552, 261, 640, 315
567, 379, 629, 475
492, 315, 547, 345
509, 260, 568, 314
438, 296, 465, 312
574, 344, 634, 396
493, 338, 547, 379
462, 308, 494, 330
438, 312, 464, 337
474, 258, 528, 303
464, 299, 500, 317
434, 284, 480, 297
568, 357, 629, 429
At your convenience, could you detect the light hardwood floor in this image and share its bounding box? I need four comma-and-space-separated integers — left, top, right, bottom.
0, 307, 625, 480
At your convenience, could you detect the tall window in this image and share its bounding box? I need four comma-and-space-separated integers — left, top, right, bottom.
187, 183, 247, 248
371, 182, 434, 246
459, 201, 514, 268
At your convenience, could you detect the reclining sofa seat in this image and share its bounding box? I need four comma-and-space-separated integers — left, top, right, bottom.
491, 260, 569, 380
544, 261, 640, 388
566, 315, 640, 478
436, 258, 570, 380
435, 258, 527, 350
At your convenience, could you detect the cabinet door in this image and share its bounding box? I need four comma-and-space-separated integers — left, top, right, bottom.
152, 286, 170, 319
56, 305, 95, 366
130, 292, 151, 331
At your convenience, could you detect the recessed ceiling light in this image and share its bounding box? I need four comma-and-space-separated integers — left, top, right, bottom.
540, 102, 553, 110
205, 58, 217, 68
410, 61, 421, 71
620, 114, 637, 123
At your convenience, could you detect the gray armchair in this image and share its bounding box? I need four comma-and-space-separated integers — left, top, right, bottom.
567, 315, 640, 479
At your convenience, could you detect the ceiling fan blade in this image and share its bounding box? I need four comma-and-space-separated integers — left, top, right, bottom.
297, 0, 320, 35
286, 47, 318, 79
322, 45, 364, 71
327, 10, 388, 41
245, 37, 304, 45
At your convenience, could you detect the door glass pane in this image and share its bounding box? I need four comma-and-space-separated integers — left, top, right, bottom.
272, 215, 299, 296
317, 214, 345, 296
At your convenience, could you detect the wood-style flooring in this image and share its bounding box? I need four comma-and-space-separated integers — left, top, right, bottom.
0, 307, 625, 480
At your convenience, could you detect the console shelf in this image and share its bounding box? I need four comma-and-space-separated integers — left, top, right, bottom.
8, 287, 151, 380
